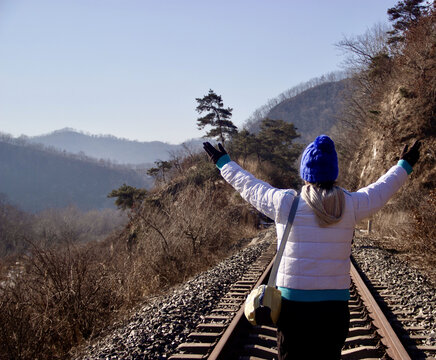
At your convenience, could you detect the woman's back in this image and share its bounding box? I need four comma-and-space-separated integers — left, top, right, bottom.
203, 136, 421, 360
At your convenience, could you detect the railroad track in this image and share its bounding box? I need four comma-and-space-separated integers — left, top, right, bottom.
169, 240, 436, 360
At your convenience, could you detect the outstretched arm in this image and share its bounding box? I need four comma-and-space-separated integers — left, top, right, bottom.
352, 140, 421, 222
203, 142, 295, 222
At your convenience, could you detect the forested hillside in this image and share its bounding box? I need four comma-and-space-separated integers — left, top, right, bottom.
0, 137, 151, 212
267, 80, 347, 143
243, 72, 347, 144
28, 128, 203, 165
336, 2, 435, 275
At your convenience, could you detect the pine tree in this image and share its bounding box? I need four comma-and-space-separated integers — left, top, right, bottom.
146, 160, 174, 184
387, 0, 428, 44
257, 118, 302, 171
196, 89, 237, 145
229, 129, 257, 165
107, 184, 147, 210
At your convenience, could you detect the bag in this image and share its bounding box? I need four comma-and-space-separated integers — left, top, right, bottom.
244, 284, 282, 325
244, 196, 300, 326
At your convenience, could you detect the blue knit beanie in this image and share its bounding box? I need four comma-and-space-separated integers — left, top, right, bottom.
300, 135, 338, 183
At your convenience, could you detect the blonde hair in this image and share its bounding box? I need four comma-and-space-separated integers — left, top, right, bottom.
301, 184, 345, 227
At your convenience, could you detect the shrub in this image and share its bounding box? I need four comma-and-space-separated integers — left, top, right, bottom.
0, 242, 123, 359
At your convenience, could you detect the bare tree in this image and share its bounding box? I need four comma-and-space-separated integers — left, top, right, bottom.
336, 23, 391, 73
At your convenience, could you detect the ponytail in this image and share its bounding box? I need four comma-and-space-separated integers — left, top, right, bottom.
301, 184, 345, 227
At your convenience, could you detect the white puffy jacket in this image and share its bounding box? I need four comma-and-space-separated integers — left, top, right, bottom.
220, 161, 408, 290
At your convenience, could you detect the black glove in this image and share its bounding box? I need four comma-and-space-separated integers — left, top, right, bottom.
400, 140, 421, 167
203, 142, 227, 164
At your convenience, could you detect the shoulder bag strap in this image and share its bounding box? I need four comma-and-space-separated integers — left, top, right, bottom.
267, 195, 300, 287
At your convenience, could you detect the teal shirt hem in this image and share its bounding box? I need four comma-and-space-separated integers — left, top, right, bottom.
216, 154, 231, 170
278, 287, 350, 302
398, 159, 413, 175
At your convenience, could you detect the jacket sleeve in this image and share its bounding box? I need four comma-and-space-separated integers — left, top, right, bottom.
220, 161, 295, 221
351, 165, 408, 223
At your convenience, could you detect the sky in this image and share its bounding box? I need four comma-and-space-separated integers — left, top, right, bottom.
0, 0, 399, 144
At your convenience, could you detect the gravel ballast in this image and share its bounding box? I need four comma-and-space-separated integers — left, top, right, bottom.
73, 229, 435, 359
352, 233, 436, 349
73, 230, 274, 360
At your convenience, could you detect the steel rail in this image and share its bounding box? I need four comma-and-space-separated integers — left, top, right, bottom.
350, 261, 411, 360
207, 254, 276, 360
170, 247, 417, 360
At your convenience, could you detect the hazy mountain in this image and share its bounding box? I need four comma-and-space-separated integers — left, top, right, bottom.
1, 79, 347, 212
28, 129, 203, 165
0, 137, 151, 212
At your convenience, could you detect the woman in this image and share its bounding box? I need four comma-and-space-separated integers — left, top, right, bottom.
203, 135, 420, 360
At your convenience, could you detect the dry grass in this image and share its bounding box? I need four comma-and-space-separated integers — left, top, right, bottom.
0, 242, 121, 359
336, 9, 436, 281
235, 156, 301, 190
360, 186, 436, 283
0, 169, 258, 359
